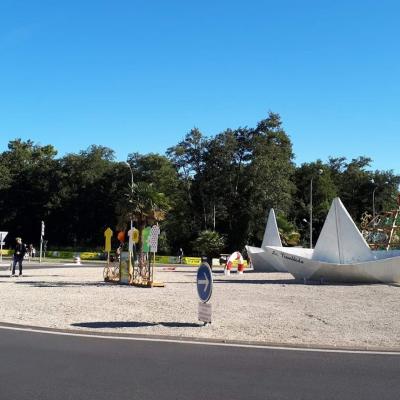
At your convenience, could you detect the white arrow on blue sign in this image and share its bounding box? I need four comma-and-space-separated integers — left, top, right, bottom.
197, 262, 213, 303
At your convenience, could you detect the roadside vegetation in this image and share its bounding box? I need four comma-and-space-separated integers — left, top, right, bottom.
1, 112, 399, 255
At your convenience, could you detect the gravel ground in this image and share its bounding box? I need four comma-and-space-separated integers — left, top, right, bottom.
1, 263, 400, 349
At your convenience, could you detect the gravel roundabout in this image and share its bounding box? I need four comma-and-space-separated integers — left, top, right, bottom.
1, 262, 400, 349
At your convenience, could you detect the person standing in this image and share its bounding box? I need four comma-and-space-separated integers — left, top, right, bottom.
12, 237, 26, 277
28, 244, 33, 260
178, 248, 184, 264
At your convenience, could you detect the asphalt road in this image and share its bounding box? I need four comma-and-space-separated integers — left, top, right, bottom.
0, 328, 399, 400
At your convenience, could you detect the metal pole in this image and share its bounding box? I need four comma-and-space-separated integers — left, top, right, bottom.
213, 203, 216, 231
0, 233, 3, 263
125, 162, 134, 230
372, 187, 377, 222
39, 220, 45, 263
310, 177, 313, 249
125, 162, 134, 282
39, 236, 43, 263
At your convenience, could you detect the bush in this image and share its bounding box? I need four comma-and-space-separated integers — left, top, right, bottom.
192, 230, 225, 257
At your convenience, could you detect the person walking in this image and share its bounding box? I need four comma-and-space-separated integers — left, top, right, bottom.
12, 237, 26, 277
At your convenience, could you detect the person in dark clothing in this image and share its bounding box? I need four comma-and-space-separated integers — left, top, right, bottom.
12, 237, 26, 277
178, 248, 184, 264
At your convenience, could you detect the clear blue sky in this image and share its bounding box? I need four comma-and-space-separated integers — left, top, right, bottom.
0, 0, 399, 172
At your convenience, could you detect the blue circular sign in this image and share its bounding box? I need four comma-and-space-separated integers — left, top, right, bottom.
197, 263, 213, 303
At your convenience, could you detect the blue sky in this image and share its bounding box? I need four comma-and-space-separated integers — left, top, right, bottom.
0, 0, 399, 172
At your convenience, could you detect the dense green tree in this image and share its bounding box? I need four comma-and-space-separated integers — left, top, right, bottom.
245, 113, 296, 248
127, 152, 188, 253
291, 161, 337, 246
50, 145, 121, 248
1, 114, 399, 255
166, 128, 209, 251
201, 127, 252, 242
0, 139, 60, 245
325, 156, 400, 221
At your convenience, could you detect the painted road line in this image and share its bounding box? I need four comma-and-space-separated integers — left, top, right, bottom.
0, 323, 399, 356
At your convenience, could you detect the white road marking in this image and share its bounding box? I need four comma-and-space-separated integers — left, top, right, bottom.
0, 324, 399, 355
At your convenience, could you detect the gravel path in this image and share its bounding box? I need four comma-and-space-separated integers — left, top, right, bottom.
1, 263, 400, 349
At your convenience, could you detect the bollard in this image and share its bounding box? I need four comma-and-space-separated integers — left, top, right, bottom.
237, 262, 244, 274
225, 260, 232, 275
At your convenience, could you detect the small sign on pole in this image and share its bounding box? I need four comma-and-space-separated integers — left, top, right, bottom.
0, 231, 8, 264
104, 227, 113, 253
104, 227, 113, 275
198, 302, 212, 324
149, 224, 160, 282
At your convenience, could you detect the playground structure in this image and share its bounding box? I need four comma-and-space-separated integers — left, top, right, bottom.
103, 255, 120, 281
131, 252, 157, 287
103, 224, 163, 287
361, 195, 400, 250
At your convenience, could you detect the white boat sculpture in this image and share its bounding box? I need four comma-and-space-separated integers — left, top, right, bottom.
245, 209, 290, 272
265, 198, 400, 283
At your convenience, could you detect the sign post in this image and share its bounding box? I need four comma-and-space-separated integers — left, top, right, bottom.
196, 262, 213, 324
104, 227, 113, 266
149, 224, 160, 283
0, 231, 8, 264
127, 227, 134, 281
39, 221, 45, 264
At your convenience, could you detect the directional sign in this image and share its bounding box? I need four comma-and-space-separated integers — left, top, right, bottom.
142, 227, 151, 253
149, 224, 160, 252
132, 228, 139, 244
0, 232, 7, 263
104, 227, 113, 252
197, 262, 213, 303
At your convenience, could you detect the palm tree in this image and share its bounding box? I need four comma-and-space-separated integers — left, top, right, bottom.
117, 181, 168, 284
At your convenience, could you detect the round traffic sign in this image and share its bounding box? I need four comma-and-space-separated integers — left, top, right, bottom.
197, 262, 213, 303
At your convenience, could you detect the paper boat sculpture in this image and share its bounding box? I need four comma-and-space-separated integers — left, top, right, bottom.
246, 209, 290, 272
265, 198, 400, 283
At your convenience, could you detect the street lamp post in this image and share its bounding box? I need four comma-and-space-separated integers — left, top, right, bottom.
125, 161, 134, 229
372, 186, 377, 222
124, 161, 136, 282
309, 169, 323, 249
370, 179, 388, 224
310, 177, 313, 249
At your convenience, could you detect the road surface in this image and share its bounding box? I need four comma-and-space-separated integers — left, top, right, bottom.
0, 327, 399, 399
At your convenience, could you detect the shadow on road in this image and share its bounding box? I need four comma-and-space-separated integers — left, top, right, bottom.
1, 274, 63, 280
214, 278, 380, 286
71, 321, 201, 329
215, 278, 298, 285
14, 280, 108, 288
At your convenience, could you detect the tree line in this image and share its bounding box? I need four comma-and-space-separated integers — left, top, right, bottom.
1, 112, 399, 256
